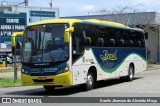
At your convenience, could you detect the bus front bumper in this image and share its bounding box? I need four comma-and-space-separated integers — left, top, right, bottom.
21, 71, 72, 86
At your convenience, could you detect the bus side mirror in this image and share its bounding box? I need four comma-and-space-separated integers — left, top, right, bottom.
16, 42, 21, 55
145, 32, 148, 40
12, 31, 24, 55
64, 27, 74, 43
12, 42, 21, 55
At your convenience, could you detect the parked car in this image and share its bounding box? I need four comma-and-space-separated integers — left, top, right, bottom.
7, 57, 13, 64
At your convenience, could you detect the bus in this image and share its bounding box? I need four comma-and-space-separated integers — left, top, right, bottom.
18, 19, 147, 91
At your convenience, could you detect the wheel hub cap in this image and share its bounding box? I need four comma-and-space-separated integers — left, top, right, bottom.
87, 75, 93, 86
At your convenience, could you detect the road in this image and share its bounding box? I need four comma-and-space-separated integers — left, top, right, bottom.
0, 68, 160, 97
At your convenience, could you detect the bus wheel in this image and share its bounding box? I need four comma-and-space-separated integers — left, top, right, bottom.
126, 65, 134, 81
119, 76, 126, 81
84, 72, 95, 91
43, 86, 55, 91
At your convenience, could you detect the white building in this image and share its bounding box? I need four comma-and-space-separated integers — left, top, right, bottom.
12, 6, 59, 24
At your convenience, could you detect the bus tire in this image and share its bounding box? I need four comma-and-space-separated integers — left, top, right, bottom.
126, 65, 134, 81
119, 76, 126, 81
84, 72, 95, 91
43, 86, 55, 91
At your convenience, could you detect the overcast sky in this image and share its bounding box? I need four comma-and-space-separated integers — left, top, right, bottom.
1, 0, 160, 17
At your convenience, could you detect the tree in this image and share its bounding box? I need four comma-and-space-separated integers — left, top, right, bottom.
89, 4, 159, 33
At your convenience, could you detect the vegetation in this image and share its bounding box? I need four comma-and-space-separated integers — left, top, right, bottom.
0, 67, 21, 73
0, 78, 21, 87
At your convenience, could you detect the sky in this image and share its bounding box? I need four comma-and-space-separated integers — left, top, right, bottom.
1, 0, 160, 17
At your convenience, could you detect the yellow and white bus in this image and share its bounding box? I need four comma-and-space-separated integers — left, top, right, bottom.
18, 19, 147, 91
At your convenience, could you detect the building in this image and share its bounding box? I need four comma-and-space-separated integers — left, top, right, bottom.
0, 3, 59, 63
62, 12, 160, 63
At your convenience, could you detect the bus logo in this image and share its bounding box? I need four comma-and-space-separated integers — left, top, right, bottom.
100, 50, 118, 61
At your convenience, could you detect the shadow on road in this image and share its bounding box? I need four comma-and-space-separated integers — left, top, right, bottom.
5, 77, 142, 96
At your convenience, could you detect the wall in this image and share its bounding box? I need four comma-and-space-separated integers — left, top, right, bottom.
147, 29, 158, 63
0, 6, 59, 48
12, 6, 59, 24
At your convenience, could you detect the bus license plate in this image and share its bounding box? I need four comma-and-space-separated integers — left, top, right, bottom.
38, 77, 47, 80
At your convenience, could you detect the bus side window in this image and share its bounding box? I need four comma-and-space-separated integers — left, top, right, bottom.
84, 36, 91, 46
116, 30, 124, 47
97, 26, 107, 47
97, 37, 104, 47
104, 27, 109, 47
108, 28, 116, 47
137, 41, 141, 47
130, 31, 136, 47
121, 31, 129, 47
141, 38, 145, 47
84, 24, 97, 47
119, 39, 125, 47
135, 32, 145, 48
129, 40, 134, 47
72, 23, 84, 63
110, 38, 115, 47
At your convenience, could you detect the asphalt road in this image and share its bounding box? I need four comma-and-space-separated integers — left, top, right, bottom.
0, 68, 160, 97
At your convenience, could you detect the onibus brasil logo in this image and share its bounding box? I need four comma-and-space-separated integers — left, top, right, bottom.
100, 50, 118, 61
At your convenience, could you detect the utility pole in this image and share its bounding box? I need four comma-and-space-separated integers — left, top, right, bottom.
13, 1, 26, 82
14, 45, 17, 82
25, 0, 28, 6
49, 0, 53, 7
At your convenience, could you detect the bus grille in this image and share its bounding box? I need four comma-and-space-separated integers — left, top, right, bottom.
32, 79, 53, 82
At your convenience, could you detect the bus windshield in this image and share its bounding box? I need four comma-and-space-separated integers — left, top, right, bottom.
22, 24, 69, 64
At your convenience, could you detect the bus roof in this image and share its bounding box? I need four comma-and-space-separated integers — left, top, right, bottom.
28, 18, 126, 27
28, 18, 143, 32
28, 18, 81, 26
83, 19, 127, 27
82, 19, 143, 32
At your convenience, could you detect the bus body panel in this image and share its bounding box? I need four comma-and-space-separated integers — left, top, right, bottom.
72, 47, 146, 85
20, 18, 147, 88
21, 71, 72, 86
72, 49, 104, 85
91, 48, 146, 75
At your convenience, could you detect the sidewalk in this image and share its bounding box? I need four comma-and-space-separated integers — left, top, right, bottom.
147, 64, 160, 71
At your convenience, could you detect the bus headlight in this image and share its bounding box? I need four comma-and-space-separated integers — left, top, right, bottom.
57, 67, 69, 74
21, 69, 24, 73
64, 67, 69, 71
21, 69, 28, 74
